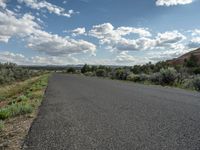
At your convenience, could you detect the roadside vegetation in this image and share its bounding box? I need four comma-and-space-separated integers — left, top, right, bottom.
0, 63, 49, 149
0, 63, 44, 86
67, 54, 200, 92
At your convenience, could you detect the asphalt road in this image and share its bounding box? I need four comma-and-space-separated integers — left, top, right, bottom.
23, 74, 200, 150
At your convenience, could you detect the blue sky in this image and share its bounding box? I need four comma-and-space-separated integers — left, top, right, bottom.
0, 0, 200, 65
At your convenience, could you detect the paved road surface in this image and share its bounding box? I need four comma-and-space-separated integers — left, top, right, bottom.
23, 74, 200, 150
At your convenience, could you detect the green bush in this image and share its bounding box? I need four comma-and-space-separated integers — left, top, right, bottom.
127, 74, 138, 81
112, 69, 128, 80
17, 95, 29, 102
150, 68, 178, 86
149, 72, 162, 85
67, 67, 76, 73
193, 68, 200, 75
0, 103, 33, 120
160, 67, 178, 85
96, 69, 106, 77
192, 76, 200, 91
81, 64, 91, 73
184, 54, 198, 68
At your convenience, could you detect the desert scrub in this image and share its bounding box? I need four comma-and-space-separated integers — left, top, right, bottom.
0, 102, 33, 120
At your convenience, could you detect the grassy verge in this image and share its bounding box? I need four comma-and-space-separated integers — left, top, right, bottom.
0, 76, 44, 102
0, 74, 49, 149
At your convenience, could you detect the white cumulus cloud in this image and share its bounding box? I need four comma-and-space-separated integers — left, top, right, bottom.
0, 8, 96, 56
0, 51, 79, 65
156, 0, 193, 6
18, 0, 77, 17
89, 23, 186, 52
71, 27, 86, 36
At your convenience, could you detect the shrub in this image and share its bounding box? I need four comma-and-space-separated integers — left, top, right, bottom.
84, 72, 95, 77
192, 76, 200, 91
0, 103, 33, 120
127, 74, 138, 81
67, 67, 76, 73
81, 64, 91, 73
112, 69, 128, 80
150, 68, 178, 86
127, 73, 149, 82
139, 74, 149, 82
182, 78, 194, 90
176, 67, 189, 85
0, 62, 38, 86
184, 54, 198, 68
149, 72, 162, 85
96, 69, 106, 77
193, 67, 200, 75
159, 68, 178, 85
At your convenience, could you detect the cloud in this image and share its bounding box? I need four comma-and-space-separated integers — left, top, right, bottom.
0, 8, 96, 56
0, 51, 28, 64
188, 37, 200, 48
147, 42, 190, 61
115, 51, 135, 63
18, 0, 77, 17
70, 27, 86, 36
156, 30, 186, 46
89, 23, 151, 43
0, 51, 79, 65
0, 10, 40, 42
27, 30, 96, 56
89, 23, 154, 51
191, 29, 200, 36
89, 23, 185, 52
30, 55, 79, 65
115, 51, 151, 65
0, 0, 6, 8
156, 0, 193, 6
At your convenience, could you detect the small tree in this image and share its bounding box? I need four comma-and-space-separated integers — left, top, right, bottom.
67, 67, 76, 73
81, 64, 91, 73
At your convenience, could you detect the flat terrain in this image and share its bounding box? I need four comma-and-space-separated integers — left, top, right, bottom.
23, 74, 200, 150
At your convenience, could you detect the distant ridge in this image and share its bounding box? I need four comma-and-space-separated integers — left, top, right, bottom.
167, 48, 200, 65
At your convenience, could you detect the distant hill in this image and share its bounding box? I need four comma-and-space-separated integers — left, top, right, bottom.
167, 48, 200, 65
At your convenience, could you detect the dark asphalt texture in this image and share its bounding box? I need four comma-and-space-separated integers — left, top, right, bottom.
23, 74, 200, 150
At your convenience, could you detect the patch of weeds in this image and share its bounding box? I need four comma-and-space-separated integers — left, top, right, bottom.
0, 96, 5, 102
17, 95, 29, 102
0, 120, 4, 132
25, 90, 33, 99
0, 102, 33, 120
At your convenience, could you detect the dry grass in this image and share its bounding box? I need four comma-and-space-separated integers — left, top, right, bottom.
0, 74, 50, 150
0, 76, 41, 102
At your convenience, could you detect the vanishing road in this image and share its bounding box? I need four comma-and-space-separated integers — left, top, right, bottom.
23, 74, 200, 150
